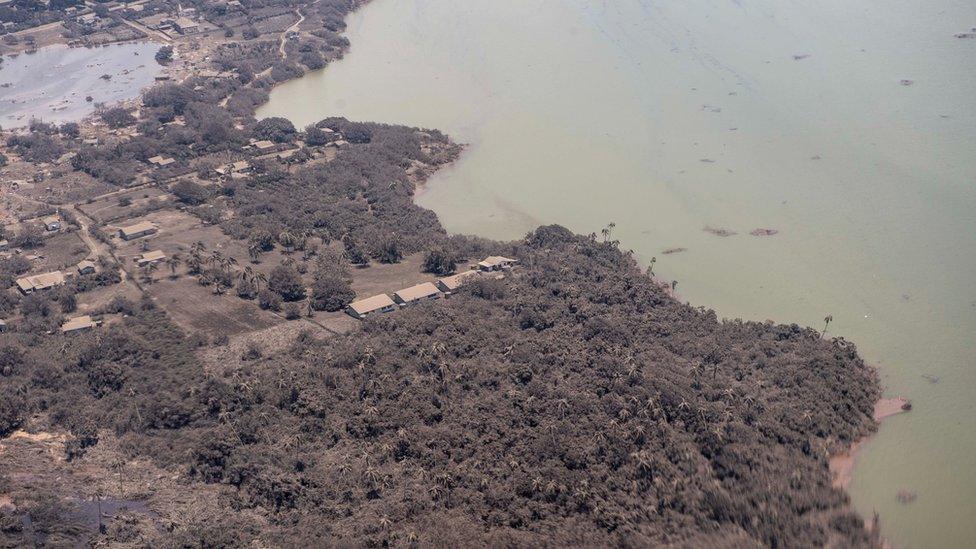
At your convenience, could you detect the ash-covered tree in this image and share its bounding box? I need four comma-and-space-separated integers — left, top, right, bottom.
253, 117, 297, 143
267, 263, 305, 301
310, 273, 354, 312
422, 247, 457, 275
100, 107, 136, 129
155, 45, 174, 64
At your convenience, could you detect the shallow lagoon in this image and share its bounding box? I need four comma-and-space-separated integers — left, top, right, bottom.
260, 0, 976, 546
0, 41, 161, 128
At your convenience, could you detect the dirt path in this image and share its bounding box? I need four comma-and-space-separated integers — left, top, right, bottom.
72, 204, 130, 285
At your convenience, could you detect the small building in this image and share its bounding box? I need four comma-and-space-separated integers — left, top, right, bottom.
118, 221, 158, 241
477, 256, 518, 272
0, 319, 6, 332
252, 140, 276, 151
346, 294, 397, 320
76, 259, 96, 275
61, 315, 99, 334
16, 271, 65, 294
436, 270, 480, 294
136, 250, 166, 266
0, 240, 9, 252
393, 282, 442, 306
41, 215, 61, 231
148, 155, 176, 167
172, 17, 199, 34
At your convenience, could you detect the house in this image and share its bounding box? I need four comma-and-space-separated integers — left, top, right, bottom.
148, 155, 176, 167
0, 240, 9, 252
139, 13, 173, 31
0, 320, 6, 333
76, 259, 96, 275
15, 271, 65, 294
436, 270, 480, 294
346, 294, 397, 320
118, 221, 158, 241
136, 250, 166, 266
393, 282, 442, 306
252, 140, 276, 151
172, 17, 199, 34
41, 215, 61, 231
477, 256, 518, 272
61, 315, 99, 334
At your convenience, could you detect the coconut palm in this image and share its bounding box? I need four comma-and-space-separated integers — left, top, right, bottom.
822, 315, 833, 337
279, 230, 296, 253
647, 256, 657, 277
166, 254, 182, 278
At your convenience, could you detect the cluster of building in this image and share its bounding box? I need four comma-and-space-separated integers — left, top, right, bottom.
15, 258, 98, 294
346, 256, 517, 320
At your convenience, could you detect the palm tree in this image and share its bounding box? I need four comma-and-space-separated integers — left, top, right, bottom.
647, 256, 657, 277
209, 250, 224, 270
822, 315, 833, 337
253, 272, 267, 292
142, 262, 158, 284
247, 242, 262, 263
671, 280, 678, 292
601, 222, 616, 242
279, 230, 296, 253
166, 254, 182, 279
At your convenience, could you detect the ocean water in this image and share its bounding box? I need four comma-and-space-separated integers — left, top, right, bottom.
258, 0, 976, 546
0, 41, 161, 128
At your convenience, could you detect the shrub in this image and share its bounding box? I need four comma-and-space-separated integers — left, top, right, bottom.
258, 289, 281, 311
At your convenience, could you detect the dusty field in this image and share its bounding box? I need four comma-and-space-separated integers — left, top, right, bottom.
147, 276, 282, 339
349, 253, 475, 299
75, 281, 142, 314
78, 186, 171, 223
197, 311, 357, 373
29, 231, 90, 273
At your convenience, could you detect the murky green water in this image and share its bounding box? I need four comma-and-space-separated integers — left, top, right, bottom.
259, 0, 976, 545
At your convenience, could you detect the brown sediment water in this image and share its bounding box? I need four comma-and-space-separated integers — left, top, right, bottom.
259, 0, 976, 546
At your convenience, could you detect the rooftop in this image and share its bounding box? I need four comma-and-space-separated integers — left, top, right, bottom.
394, 282, 441, 303
119, 221, 157, 236
62, 315, 97, 333
138, 250, 166, 263
437, 270, 480, 291
348, 294, 396, 315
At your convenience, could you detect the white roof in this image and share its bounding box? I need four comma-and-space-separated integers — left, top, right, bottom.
478, 255, 517, 268
348, 294, 396, 314
437, 270, 480, 291
62, 315, 96, 333
139, 250, 166, 262
394, 282, 441, 303
119, 221, 157, 236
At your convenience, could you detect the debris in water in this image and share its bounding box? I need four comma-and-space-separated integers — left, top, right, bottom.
699, 158, 715, 163
704, 226, 737, 237
749, 228, 779, 236
810, 155, 822, 160
792, 54, 810, 60
900, 79, 914, 86
662, 247, 687, 255
954, 28, 976, 39
702, 105, 722, 113
921, 374, 939, 384
896, 490, 917, 504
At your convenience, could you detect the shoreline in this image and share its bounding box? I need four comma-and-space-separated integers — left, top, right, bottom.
830, 396, 910, 490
